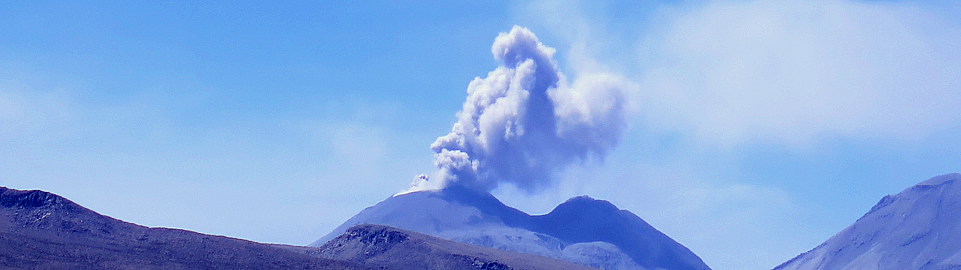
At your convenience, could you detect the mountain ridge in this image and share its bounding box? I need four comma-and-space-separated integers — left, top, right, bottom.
774, 173, 961, 270
1, 186, 600, 270
314, 184, 711, 270
0, 186, 372, 270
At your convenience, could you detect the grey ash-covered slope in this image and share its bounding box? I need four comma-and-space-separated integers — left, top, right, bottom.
292, 224, 599, 270
314, 185, 711, 270
774, 173, 961, 270
0, 187, 371, 270
528, 195, 705, 270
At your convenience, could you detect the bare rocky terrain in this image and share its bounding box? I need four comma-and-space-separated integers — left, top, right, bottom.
285, 224, 599, 270
0, 186, 601, 270
0, 186, 373, 270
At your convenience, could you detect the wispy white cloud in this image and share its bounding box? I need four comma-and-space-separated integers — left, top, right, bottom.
0, 80, 73, 138
525, 0, 961, 147
639, 0, 961, 147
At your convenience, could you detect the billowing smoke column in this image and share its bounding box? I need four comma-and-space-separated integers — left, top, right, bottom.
410, 26, 630, 193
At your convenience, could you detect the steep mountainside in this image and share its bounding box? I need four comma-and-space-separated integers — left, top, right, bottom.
0, 187, 370, 270
530, 196, 708, 270
774, 173, 961, 270
313, 185, 711, 270
295, 224, 600, 270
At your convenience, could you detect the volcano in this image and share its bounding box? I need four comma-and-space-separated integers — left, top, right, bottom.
312, 185, 711, 270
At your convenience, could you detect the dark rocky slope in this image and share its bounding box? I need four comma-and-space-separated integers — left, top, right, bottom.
0, 187, 369, 270
300, 224, 599, 270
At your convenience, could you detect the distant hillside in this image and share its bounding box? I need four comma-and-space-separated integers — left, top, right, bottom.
0, 186, 371, 270
774, 173, 961, 270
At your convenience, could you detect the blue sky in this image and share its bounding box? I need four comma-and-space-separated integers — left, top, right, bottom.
2, 1, 960, 269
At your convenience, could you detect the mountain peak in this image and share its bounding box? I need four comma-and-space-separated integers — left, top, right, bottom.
552, 195, 619, 215
563, 195, 599, 204
775, 173, 961, 270
915, 172, 960, 187
0, 187, 76, 210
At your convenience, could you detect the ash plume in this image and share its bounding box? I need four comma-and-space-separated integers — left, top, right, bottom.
410, 26, 631, 193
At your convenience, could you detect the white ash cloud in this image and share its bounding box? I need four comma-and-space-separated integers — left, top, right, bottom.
410, 26, 632, 193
